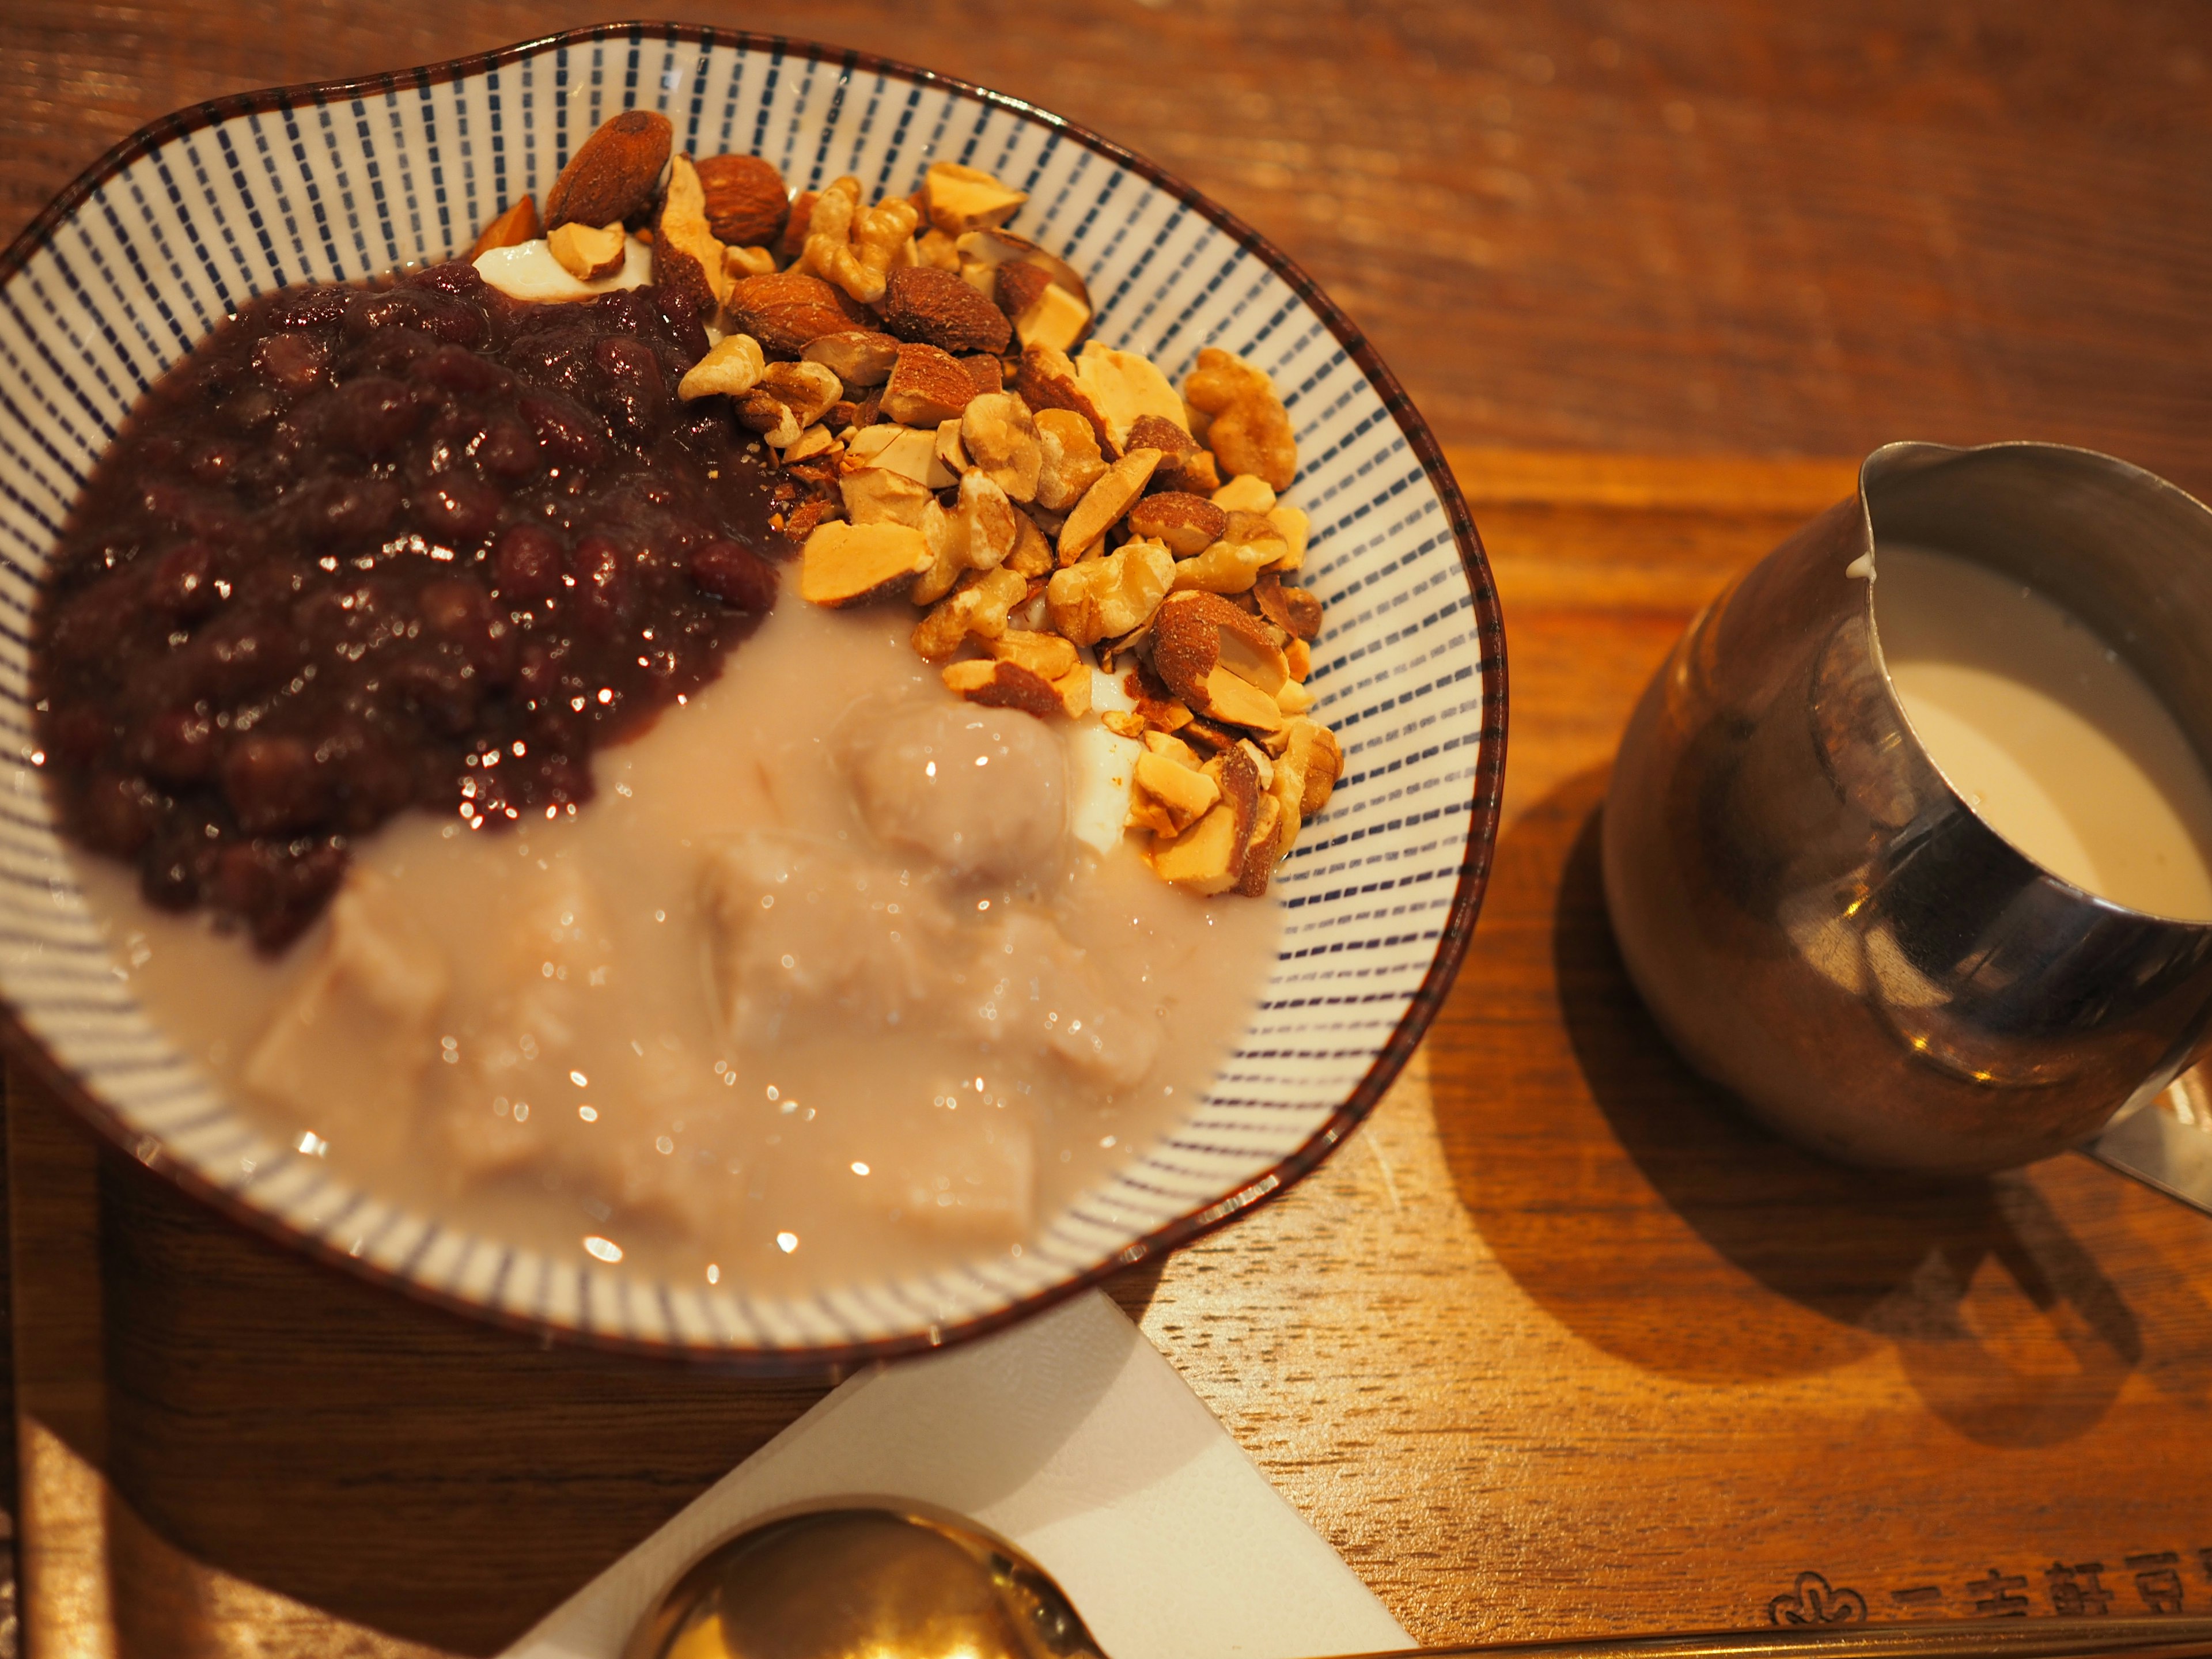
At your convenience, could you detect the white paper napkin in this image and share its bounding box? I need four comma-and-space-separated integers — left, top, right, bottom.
506, 1289, 1411, 1659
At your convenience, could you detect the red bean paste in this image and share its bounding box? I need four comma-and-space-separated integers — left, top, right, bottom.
35, 262, 801, 950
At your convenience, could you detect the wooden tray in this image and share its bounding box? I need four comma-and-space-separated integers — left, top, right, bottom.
10, 449, 2211, 1656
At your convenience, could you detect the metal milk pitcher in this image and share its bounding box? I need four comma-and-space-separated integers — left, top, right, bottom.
1601, 441, 2212, 1173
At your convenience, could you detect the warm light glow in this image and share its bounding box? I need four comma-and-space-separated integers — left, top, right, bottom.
706, 1263, 720, 1284
775, 1231, 799, 1253
583, 1235, 623, 1263
578, 1104, 599, 1122
850, 1161, 870, 1176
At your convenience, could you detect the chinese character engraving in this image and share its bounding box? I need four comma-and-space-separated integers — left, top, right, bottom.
2045, 1563, 2112, 1616
1769, 1572, 1868, 1627
1890, 1586, 1944, 1611
2127, 1552, 2186, 1615
1965, 1570, 2029, 1617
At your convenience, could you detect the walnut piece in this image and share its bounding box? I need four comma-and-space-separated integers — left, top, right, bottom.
676, 333, 766, 401
958, 393, 1044, 503
737, 360, 842, 448
803, 175, 921, 305
1170, 511, 1289, 594
914, 471, 1019, 605
1047, 539, 1175, 646
1033, 408, 1109, 512
1185, 346, 1296, 491
913, 565, 1029, 659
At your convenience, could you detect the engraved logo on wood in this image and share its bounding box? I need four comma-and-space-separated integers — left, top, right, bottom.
1770, 1572, 1869, 1627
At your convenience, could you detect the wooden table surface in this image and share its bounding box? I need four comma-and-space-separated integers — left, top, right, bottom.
6, 2, 2212, 1654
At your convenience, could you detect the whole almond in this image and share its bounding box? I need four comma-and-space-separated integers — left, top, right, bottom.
779, 191, 818, 264
880, 342, 984, 426
994, 261, 1052, 320
545, 110, 673, 230
725, 270, 871, 358
877, 266, 1012, 356
696, 154, 790, 247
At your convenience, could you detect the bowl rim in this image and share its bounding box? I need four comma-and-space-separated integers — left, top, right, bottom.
0, 19, 1509, 1370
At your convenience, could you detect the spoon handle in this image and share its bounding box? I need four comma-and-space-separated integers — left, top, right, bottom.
1367, 1619, 2212, 1659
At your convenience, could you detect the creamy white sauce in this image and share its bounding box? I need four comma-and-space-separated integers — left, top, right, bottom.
70, 573, 1281, 1291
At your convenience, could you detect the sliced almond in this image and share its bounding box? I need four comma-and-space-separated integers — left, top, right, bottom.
1127, 749, 1221, 837
1075, 344, 1188, 452
1212, 474, 1278, 514
988, 629, 1080, 681
468, 194, 543, 260
881, 341, 981, 426
1151, 590, 1292, 734
839, 465, 935, 529
1146, 744, 1259, 895
654, 154, 730, 312
1015, 281, 1092, 355
1014, 344, 1118, 459
1127, 491, 1228, 556
843, 423, 955, 488
1057, 448, 1162, 563
1266, 504, 1310, 573
802, 329, 902, 391
923, 161, 1029, 236
942, 658, 1063, 721
801, 521, 932, 607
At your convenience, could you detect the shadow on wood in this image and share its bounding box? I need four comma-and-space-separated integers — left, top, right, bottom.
1432, 764, 2143, 1446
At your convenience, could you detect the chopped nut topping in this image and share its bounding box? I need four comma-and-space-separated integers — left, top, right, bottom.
1058, 448, 1162, 563
1185, 346, 1297, 492
913, 565, 1029, 659
1047, 540, 1175, 646
881, 342, 982, 426
695, 152, 791, 247
1127, 491, 1228, 556
467, 194, 542, 261
801, 328, 903, 392
1253, 571, 1323, 641
843, 423, 954, 488
961, 393, 1044, 503
1075, 344, 1188, 452
654, 155, 732, 313
547, 220, 627, 281
1127, 415, 1221, 495
676, 333, 766, 401
1170, 511, 1289, 595
1005, 509, 1055, 578
1033, 407, 1109, 512
724, 244, 778, 279
801, 521, 933, 607
1014, 344, 1118, 459
914, 471, 1018, 605
942, 657, 1063, 720
879, 266, 1013, 356
1266, 505, 1310, 573
1211, 474, 1278, 514
923, 161, 1029, 236
1127, 748, 1221, 837
840, 465, 935, 529
802, 176, 921, 305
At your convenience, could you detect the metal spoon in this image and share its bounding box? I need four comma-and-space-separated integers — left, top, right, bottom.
626, 1506, 2212, 1659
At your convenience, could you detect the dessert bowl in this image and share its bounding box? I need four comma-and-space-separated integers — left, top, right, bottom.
0, 22, 1506, 1366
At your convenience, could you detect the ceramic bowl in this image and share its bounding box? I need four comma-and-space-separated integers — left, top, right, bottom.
0, 23, 1506, 1366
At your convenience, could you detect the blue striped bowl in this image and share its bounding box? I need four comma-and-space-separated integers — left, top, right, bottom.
0, 24, 1505, 1366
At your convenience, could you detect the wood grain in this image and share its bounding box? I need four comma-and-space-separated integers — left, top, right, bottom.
9, 449, 2212, 1656
5, 1, 2211, 495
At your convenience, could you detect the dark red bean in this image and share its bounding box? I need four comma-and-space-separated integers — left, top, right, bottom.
473, 419, 539, 479
494, 524, 566, 603
325, 376, 422, 456
222, 734, 327, 834
691, 540, 777, 611
518, 392, 607, 471
571, 535, 632, 637
75, 772, 157, 856
252, 332, 329, 392
414, 342, 509, 397
135, 708, 216, 783
291, 475, 401, 547
149, 541, 221, 619
418, 476, 504, 545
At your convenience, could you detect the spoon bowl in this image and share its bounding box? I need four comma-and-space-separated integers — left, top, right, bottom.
625, 1507, 1104, 1659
